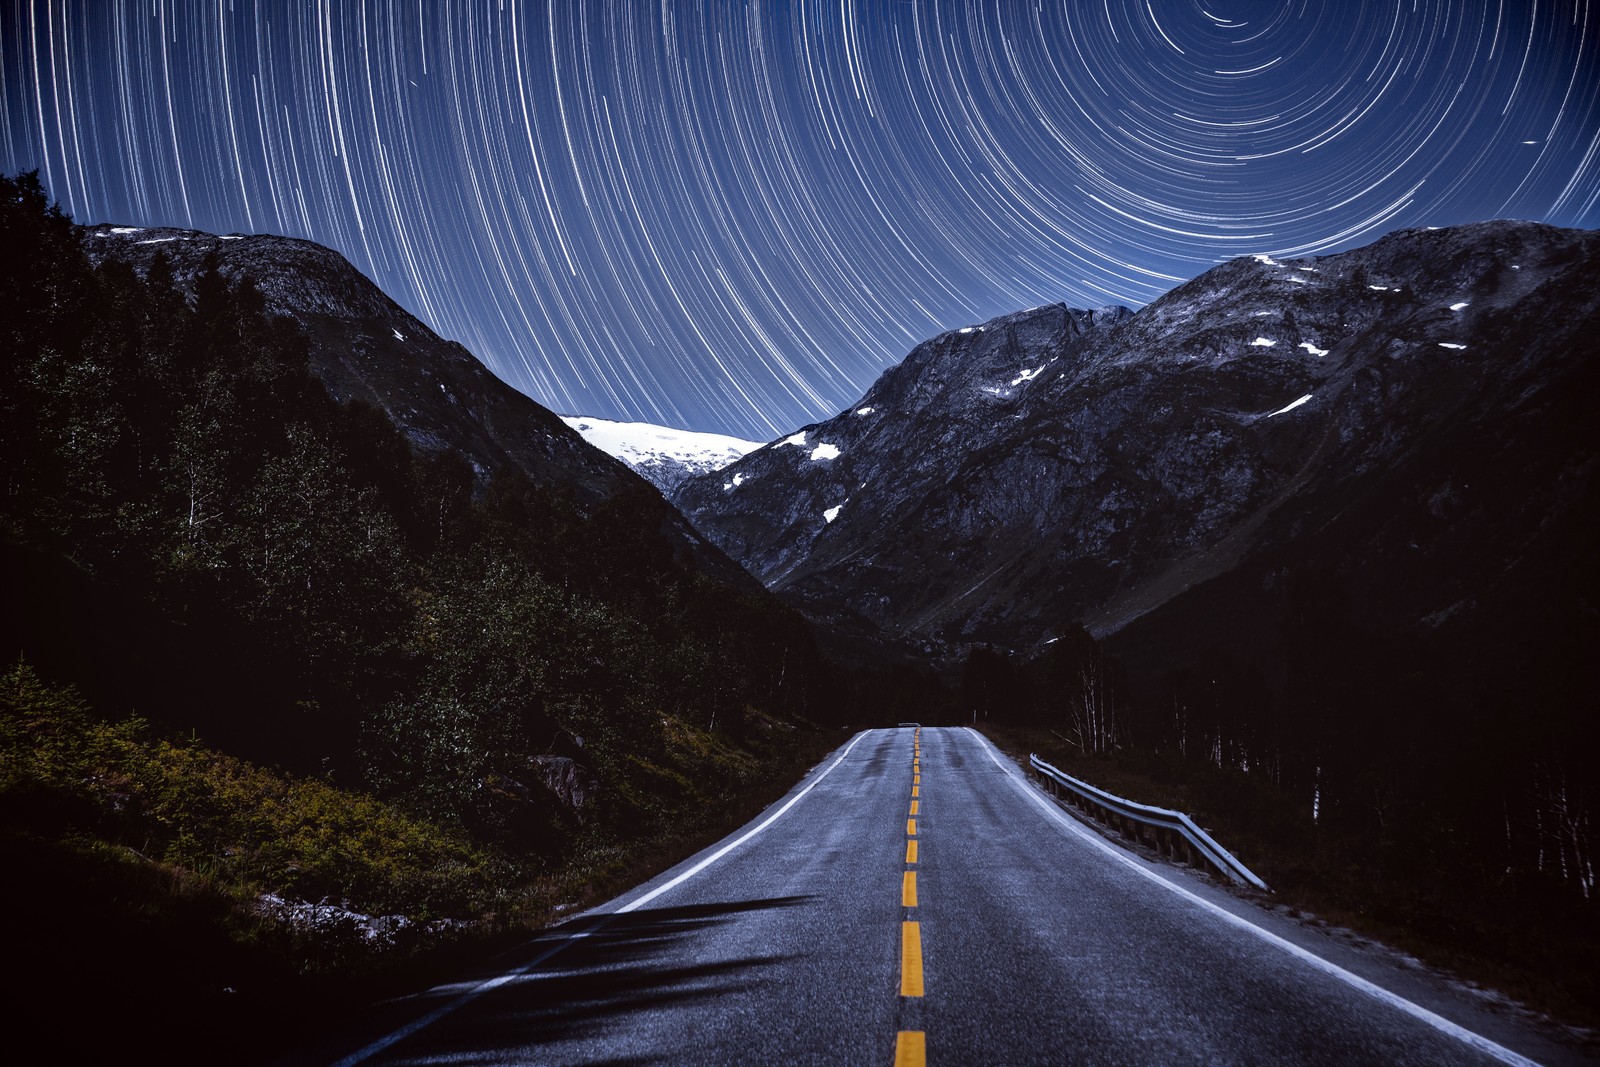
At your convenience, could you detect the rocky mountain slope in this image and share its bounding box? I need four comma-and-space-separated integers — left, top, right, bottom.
673, 221, 1600, 651
84, 225, 625, 496
561, 415, 762, 493
83, 224, 752, 585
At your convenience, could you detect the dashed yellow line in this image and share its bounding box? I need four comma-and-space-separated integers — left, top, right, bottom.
906, 818, 917, 836
894, 1031, 926, 1067
909, 800, 920, 815
906, 839, 918, 864
911, 785, 919, 798
902, 870, 918, 907
913, 774, 921, 785
900, 921, 924, 996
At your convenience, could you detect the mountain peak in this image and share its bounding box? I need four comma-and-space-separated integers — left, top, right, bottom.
560, 416, 762, 493
673, 219, 1600, 649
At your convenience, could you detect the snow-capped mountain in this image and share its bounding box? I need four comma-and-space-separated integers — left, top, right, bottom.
672, 220, 1600, 665
561, 416, 762, 493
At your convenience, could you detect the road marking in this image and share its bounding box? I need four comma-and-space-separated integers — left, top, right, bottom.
906, 840, 918, 864
909, 800, 920, 815
913, 774, 921, 785
912, 785, 919, 797
328, 731, 875, 1066
967, 729, 1544, 1067
907, 818, 917, 836
901, 921, 924, 996
903, 871, 918, 907
894, 1031, 926, 1066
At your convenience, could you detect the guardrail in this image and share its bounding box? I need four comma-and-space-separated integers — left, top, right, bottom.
1028, 754, 1268, 891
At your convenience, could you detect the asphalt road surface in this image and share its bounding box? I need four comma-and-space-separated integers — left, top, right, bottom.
286, 727, 1590, 1066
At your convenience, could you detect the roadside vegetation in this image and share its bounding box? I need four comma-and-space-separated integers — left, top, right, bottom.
960, 629, 1600, 1034
0, 171, 842, 1059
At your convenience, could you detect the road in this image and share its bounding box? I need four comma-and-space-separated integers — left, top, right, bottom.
287, 727, 1589, 1066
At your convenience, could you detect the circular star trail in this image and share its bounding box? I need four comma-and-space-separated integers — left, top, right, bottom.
4, 1, 1598, 438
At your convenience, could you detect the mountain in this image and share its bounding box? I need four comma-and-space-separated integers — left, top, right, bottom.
560, 415, 762, 493
81, 223, 754, 587
672, 221, 1600, 655
83, 225, 634, 501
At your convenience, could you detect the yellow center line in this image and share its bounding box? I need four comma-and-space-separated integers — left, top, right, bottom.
906, 818, 917, 836
902, 870, 918, 907
913, 774, 921, 785
906, 839, 918, 864
894, 1031, 926, 1067
909, 800, 919, 815
901, 921, 924, 996
911, 784, 919, 797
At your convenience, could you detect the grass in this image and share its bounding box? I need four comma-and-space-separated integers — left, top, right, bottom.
980, 721, 1600, 1038
0, 661, 838, 1062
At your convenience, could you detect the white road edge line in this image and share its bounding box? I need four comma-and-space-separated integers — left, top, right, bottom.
968, 728, 1543, 1067
328, 729, 875, 1066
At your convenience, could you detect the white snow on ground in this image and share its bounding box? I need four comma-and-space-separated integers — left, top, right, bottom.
957, 326, 979, 334
110, 226, 141, 234
855, 406, 874, 416
1449, 302, 1469, 310
778, 431, 808, 448
1298, 342, 1330, 357
221, 235, 243, 240
824, 504, 843, 523
810, 442, 841, 461
137, 237, 181, 244
732, 473, 744, 486
561, 415, 762, 476
1252, 253, 1279, 265
1439, 343, 1468, 350
1250, 337, 1277, 347
392, 329, 405, 341
1009, 367, 1042, 386
1287, 276, 1311, 284
1369, 285, 1390, 291
1267, 394, 1313, 417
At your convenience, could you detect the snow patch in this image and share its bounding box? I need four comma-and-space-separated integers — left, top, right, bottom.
220, 235, 243, 240
733, 472, 745, 487
824, 504, 843, 523
1368, 285, 1389, 291
810, 442, 841, 462
560, 416, 762, 480
1286, 275, 1311, 285
392, 328, 405, 342
1438, 343, 1467, 350
778, 431, 808, 448
1449, 302, 1469, 311
137, 237, 181, 244
1249, 337, 1277, 347
855, 406, 874, 416
957, 326, 980, 334
1267, 394, 1313, 418
1251, 253, 1279, 266
1298, 342, 1330, 357
1008, 367, 1042, 386
109, 226, 142, 234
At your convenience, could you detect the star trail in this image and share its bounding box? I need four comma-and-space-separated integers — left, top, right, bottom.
3, 1, 1598, 439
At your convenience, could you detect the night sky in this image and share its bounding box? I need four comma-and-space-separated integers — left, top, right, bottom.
4, 2, 1598, 440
